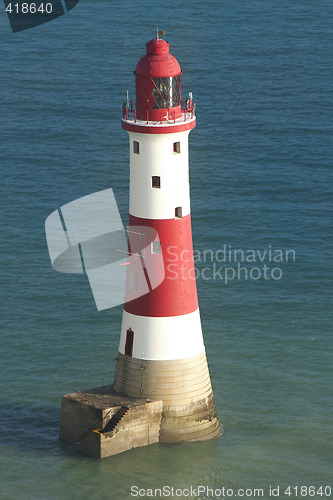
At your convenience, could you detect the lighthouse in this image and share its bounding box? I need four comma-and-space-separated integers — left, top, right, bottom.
113, 34, 221, 443
58, 35, 220, 458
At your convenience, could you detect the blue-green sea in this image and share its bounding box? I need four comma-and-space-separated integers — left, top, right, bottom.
1, 1, 332, 499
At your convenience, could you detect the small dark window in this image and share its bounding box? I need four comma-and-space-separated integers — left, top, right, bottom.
133, 141, 139, 154
175, 207, 183, 219
152, 176, 161, 188
173, 142, 180, 154
125, 328, 134, 357
151, 241, 162, 254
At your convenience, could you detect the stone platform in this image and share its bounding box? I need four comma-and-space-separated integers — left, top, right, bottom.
59, 384, 163, 458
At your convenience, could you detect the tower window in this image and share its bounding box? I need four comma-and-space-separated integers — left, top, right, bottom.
125, 328, 134, 357
133, 141, 139, 154
173, 142, 180, 154
151, 241, 162, 254
152, 176, 161, 188
151, 76, 181, 109
175, 207, 183, 219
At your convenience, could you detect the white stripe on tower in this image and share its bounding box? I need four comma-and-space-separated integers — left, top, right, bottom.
118, 310, 204, 361
129, 131, 191, 220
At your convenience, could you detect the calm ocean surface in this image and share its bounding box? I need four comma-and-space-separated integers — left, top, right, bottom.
1, 1, 332, 499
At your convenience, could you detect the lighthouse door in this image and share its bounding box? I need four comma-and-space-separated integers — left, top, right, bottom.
125, 328, 134, 357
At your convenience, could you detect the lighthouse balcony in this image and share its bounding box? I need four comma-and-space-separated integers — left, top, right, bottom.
122, 103, 196, 133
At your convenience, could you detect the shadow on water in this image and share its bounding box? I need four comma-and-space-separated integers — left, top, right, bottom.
0, 401, 65, 456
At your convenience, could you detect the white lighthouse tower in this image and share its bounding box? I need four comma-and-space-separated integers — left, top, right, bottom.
113, 34, 221, 443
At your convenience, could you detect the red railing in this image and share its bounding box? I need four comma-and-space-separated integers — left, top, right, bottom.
122, 100, 195, 124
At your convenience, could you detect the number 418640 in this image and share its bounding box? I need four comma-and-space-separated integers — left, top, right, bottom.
284, 486, 332, 497
6, 3, 53, 14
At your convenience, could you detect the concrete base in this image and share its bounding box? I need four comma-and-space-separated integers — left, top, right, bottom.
114, 351, 221, 443
59, 385, 163, 458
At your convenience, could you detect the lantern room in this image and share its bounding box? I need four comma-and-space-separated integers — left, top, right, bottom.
134, 36, 183, 121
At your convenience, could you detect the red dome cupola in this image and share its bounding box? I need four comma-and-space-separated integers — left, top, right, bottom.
134, 36, 183, 121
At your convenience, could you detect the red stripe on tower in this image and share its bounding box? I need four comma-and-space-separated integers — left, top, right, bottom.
124, 214, 198, 317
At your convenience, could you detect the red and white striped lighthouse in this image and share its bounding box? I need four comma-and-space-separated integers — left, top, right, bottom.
114, 35, 221, 442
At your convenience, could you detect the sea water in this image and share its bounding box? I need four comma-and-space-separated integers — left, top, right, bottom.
1, 1, 332, 499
